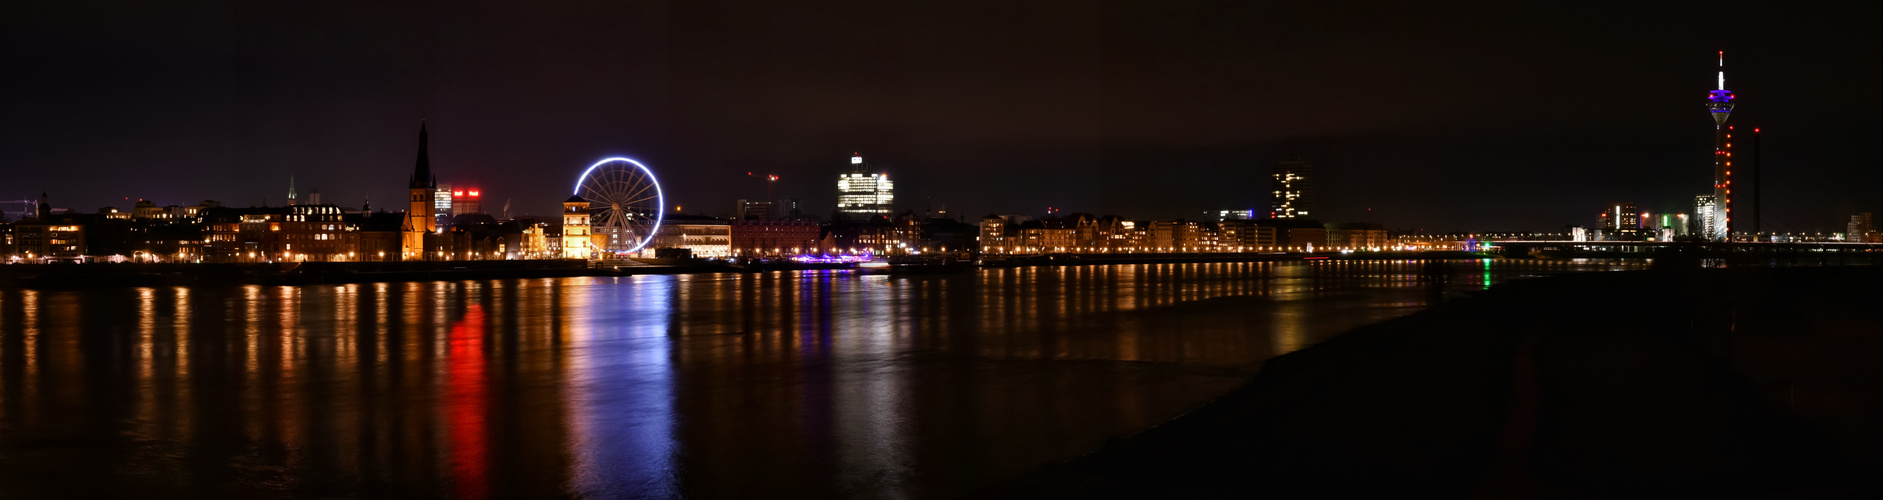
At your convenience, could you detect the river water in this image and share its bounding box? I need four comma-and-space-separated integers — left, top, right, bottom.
0, 259, 1641, 498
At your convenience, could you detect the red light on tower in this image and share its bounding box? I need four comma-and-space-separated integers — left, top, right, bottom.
468, 190, 480, 197
452, 190, 464, 197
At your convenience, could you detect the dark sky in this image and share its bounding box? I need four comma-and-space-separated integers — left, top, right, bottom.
5, 1, 1879, 232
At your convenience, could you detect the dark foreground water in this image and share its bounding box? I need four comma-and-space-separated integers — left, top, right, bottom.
0, 260, 1642, 498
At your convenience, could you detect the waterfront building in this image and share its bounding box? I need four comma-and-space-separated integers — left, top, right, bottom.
351, 211, 404, 262
279, 204, 355, 261
730, 219, 821, 257
1704, 52, 1737, 241
403, 122, 438, 260
825, 220, 899, 254
561, 196, 591, 259
1260, 218, 1327, 251
835, 153, 894, 220
13, 209, 89, 262
978, 215, 1008, 254
1271, 159, 1313, 219
1218, 220, 1274, 250
206, 206, 359, 262
650, 216, 731, 258
520, 223, 549, 258
1326, 222, 1387, 250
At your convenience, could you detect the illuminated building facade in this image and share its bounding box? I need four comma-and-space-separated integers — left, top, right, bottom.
835, 154, 893, 220
561, 196, 591, 259
730, 219, 821, 257
13, 205, 87, 262
403, 122, 437, 259
1695, 195, 1718, 240
977, 214, 1353, 255
1271, 159, 1312, 218
434, 184, 454, 228
452, 188, 482, 216
279, 205, 353, 261
1326, 223, 1387, 249
1598, 202, 1647, 240
650, 216, 731, 258
1705, 52, 1736, 241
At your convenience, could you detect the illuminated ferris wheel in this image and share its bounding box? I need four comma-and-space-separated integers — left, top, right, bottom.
574, 157, 664, 254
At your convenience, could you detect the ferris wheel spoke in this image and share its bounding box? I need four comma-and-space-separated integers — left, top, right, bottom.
623, 178, 653, 196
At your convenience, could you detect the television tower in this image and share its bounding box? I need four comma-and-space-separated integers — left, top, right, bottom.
1705, 51, 1736, 241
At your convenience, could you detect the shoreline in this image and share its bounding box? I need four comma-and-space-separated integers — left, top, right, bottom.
0, 252, 1513, 289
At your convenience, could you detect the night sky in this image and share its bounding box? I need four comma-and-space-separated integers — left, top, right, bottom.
5, 1, 1879, 232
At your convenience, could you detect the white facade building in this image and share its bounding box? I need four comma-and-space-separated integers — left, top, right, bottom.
836, 154, 893, 220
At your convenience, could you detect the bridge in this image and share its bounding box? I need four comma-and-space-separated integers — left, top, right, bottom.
1484, 240, 1882, 264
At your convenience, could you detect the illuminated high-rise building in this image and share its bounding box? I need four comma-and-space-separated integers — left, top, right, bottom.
1601, 202, 1641, 230
1271, 159, 1312, 219
434, 183, 454, 227
402, 122, 437, 258
835, 153, 893, 220
452, 188, 482, 216
1704, 52, 1736, 241
1695, 195, 1718, 239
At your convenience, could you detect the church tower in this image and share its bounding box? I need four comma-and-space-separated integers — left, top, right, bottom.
402, 121, 437, 259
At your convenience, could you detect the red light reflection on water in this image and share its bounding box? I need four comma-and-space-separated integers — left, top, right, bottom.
446, 304, 489, 499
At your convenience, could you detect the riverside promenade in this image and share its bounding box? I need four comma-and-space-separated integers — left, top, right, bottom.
985, 266, 1881, 498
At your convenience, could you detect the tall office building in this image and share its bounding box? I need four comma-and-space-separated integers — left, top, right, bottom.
402, 122, 437, 258
1271, 159, 1312, 219
434, 183, 454, 227
1602, 202, 1641, 230
835, 153, 893, 220
452, 188, 482, 216
1695, 195, 1718, 239
1704, 52, 1737, 241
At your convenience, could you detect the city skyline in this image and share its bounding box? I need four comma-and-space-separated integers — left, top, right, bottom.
4, 2, 1879, 232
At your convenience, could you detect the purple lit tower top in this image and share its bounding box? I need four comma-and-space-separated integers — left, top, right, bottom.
1703, 51, 1736, 241
1708, 51, 1735, 125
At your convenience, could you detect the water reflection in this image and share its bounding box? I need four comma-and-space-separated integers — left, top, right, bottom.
0, 260, 1643, 498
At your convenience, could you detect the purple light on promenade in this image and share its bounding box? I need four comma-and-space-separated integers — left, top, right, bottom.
789, 252, 875, 264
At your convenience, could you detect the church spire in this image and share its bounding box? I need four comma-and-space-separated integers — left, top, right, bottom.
410, 120, 436, 189
287, 174, 297, 205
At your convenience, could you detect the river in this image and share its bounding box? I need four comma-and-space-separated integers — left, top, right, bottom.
0, 259, 1642, 498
